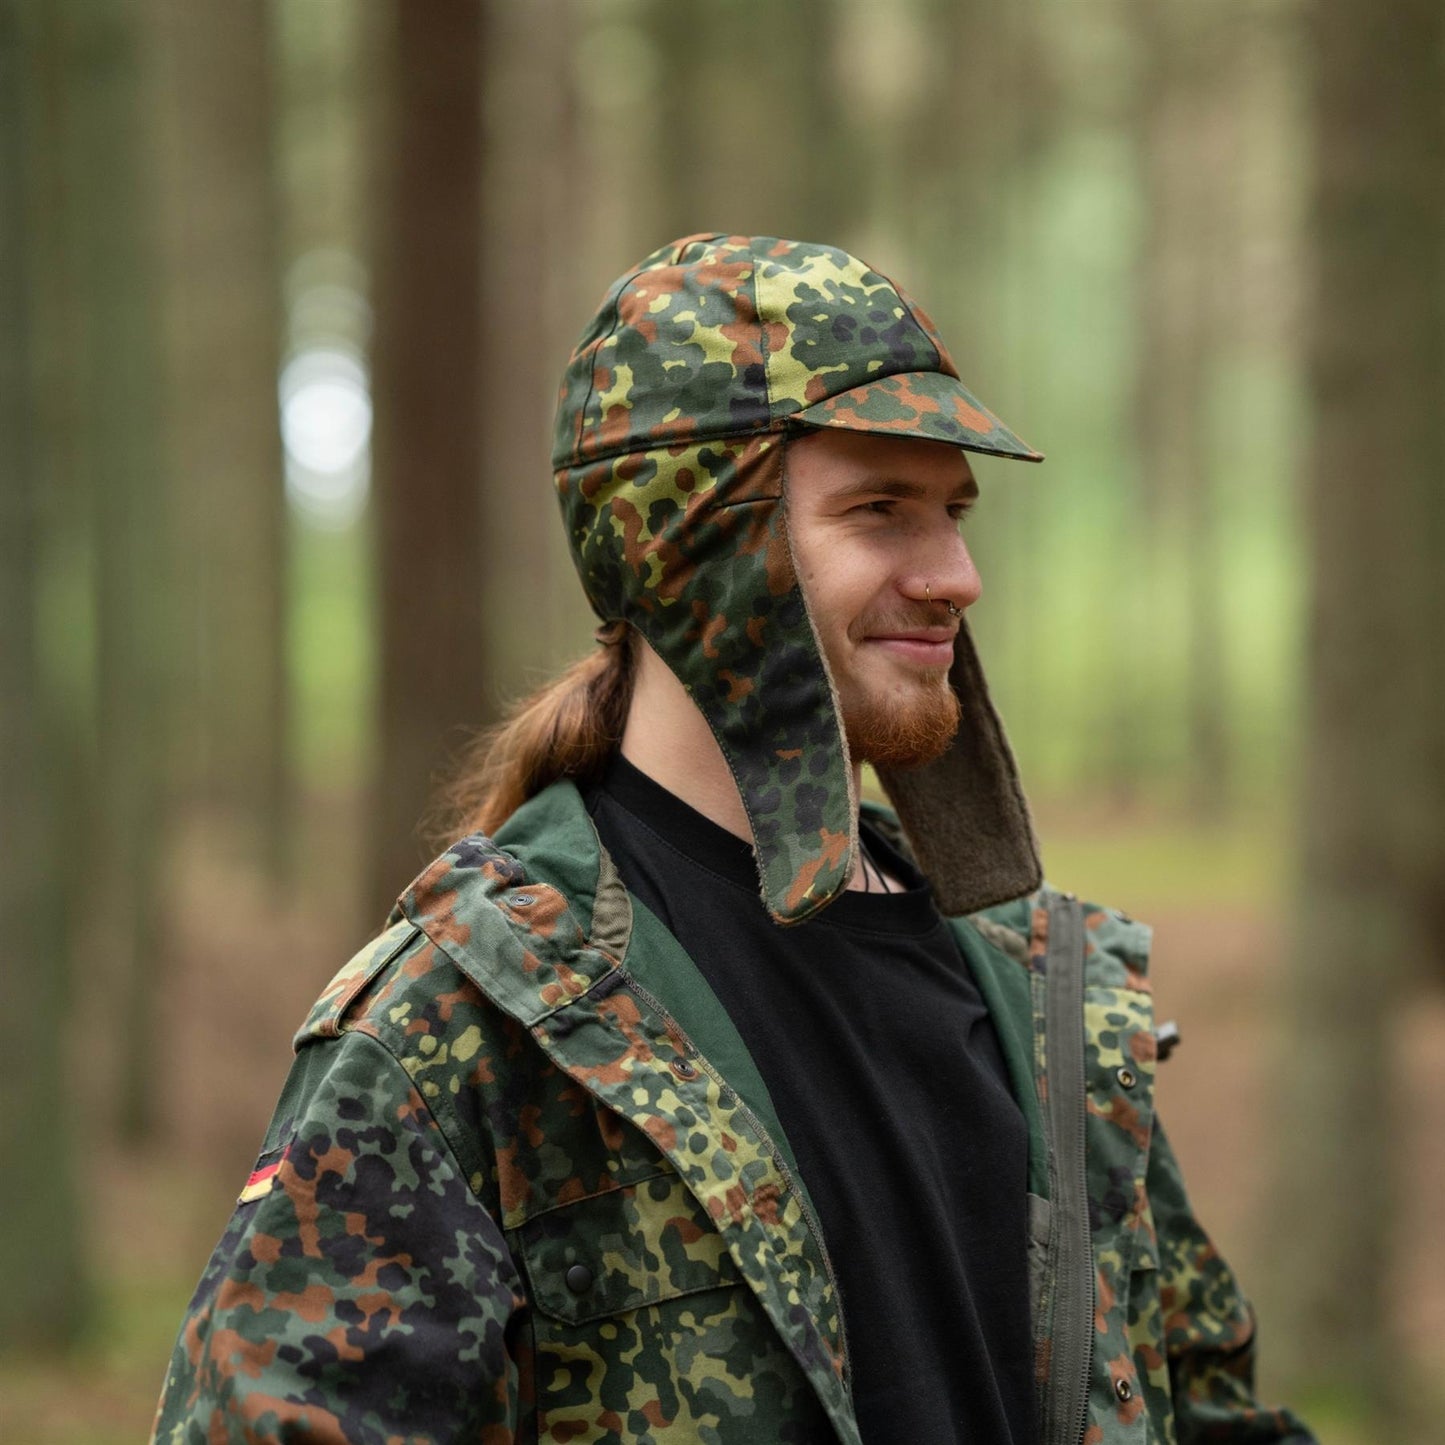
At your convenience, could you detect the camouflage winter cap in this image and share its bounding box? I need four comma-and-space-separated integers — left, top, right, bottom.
553, 234, 1041, 470
555, 235, 1041, 925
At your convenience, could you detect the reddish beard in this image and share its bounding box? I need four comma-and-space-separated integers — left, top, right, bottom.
842, 672, 962, 768
835, 604, 962, 768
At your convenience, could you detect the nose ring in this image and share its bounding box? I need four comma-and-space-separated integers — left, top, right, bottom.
926, 581, 964, 620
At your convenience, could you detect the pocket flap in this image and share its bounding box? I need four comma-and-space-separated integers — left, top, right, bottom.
519, 1171, 742, 1325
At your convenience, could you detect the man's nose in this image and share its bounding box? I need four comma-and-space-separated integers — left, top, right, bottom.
906, 529, 982, 613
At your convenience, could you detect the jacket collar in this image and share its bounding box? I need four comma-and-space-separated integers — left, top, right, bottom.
391, 781, 625, 1029
392, 781, 858, 1442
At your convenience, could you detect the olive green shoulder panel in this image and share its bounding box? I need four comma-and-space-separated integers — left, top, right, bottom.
950, 911, 1049, 1199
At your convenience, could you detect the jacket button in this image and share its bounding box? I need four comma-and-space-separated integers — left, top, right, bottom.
670, 1057, 698, 1081
1116, 1066, 1137, 1089
1115, 1378, 1134, 1403
564, 1263, 593, 1294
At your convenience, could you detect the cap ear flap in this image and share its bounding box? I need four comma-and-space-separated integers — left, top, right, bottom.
682, 439, 856, 924
875, 623, 1042, 916
579, 434, 858, 925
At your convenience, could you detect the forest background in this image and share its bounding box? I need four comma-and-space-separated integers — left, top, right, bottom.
3, 1, 1443, 1441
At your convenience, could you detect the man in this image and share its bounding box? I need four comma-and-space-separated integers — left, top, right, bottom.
153, 236, 1314, 1444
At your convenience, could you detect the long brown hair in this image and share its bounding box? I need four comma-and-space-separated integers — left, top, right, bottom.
432, 622, 637, 842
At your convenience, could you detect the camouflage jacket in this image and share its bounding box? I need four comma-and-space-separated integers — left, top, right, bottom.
153, 782, 1313, 1445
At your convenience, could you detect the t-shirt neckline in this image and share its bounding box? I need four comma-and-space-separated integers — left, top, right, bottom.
592, 752, 945, 936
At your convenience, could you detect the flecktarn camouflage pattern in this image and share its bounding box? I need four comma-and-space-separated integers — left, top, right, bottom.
551, 235, 1040, 465
554, 234, 1042, 925
153, 783, 1315, 1444
974, 891, 1312, 1443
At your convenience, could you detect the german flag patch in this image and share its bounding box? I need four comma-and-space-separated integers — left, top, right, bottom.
238, 1140, 291, 1204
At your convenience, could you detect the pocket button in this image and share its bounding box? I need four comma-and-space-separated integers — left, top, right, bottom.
564, 1263, 594, 1295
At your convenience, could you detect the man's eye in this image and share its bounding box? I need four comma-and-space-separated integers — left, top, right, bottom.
949, 503, 977, 523
858, 499, 896, 516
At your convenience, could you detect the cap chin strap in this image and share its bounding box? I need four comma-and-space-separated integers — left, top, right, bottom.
874, 621, 1042, 916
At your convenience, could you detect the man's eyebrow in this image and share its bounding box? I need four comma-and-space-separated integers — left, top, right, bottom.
831, 474, 980, 502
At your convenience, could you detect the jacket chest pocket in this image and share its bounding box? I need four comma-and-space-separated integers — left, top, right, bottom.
518, 1170, 741, 1324
514, 1173, 826, 1442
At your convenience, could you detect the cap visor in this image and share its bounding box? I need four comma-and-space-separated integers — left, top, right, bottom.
792, 370, 1042, 462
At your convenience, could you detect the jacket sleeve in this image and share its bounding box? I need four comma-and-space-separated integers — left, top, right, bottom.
1148, 1117, 1315, 1444
151, 1028, 526, 1445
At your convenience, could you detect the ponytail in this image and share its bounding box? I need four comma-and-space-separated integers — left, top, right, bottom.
433, 622, 636, 842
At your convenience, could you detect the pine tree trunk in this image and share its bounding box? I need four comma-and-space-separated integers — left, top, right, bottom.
1275, 0, 1445, 1406
1132, 0, 1233, 815
648, 0, 843, 244
0, 0, 89, 1349
368, 0, 489, 916
51, 0, 171, 1144
475, 0, 570, 700
151, 0, 290, 884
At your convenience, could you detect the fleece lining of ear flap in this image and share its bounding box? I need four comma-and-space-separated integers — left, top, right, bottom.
875, 623, 1043, 917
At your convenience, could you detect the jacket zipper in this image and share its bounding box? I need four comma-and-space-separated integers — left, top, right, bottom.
1042, 893, 1095, 1445
620, 971, 852, 1389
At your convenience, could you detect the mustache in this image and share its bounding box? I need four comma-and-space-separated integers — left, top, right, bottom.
849, 606, 959, 639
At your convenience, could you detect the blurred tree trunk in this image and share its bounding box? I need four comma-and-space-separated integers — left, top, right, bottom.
368, 0, 488, 916
786, 0, 847, 243
1180, 17, 1245, 822
1275, 0, 1445, 1407
478, 0, 581, 695
921, 0, 1033, 295
151, 0, 290, 884
649, 0, 843, 243
647, 0, 708, 239
537, 0, 586, 353
1132, 0, 1233, 814
52, 0, 171, 1143
0, 0, 89, 1352
536, 0, 600, 665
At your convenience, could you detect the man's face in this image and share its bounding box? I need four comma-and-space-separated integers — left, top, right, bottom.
785, 427, 981, 769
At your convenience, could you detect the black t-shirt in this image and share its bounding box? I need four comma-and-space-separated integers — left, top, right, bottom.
586, 755, 1036, 1445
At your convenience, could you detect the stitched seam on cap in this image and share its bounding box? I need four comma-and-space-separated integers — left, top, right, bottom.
875, 264, 945, 375
755, 259, 777, 420
573, 260, 654, 464
560, 419, 779, 469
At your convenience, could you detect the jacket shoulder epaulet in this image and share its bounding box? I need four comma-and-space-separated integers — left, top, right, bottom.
1075, 899, 1154, 987
293, 915, 424, 1050
965, 888, 1154, 989
292, 826, 595, 1057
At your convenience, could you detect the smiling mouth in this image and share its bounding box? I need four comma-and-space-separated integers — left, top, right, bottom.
862, 630, 957, 667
